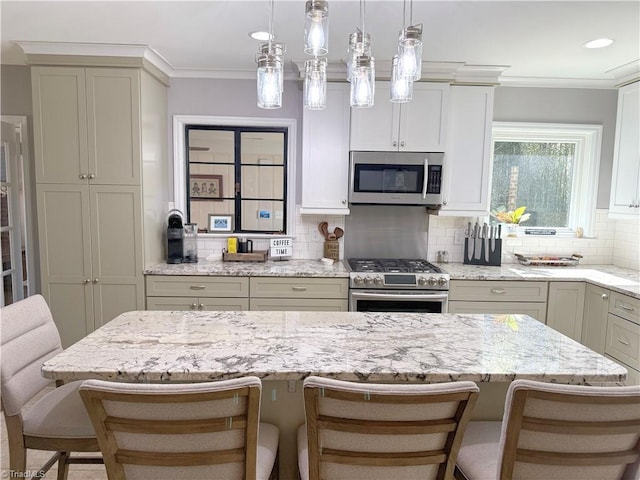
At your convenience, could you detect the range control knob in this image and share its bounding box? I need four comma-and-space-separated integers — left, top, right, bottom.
373, 276, 383, 286
364, 277, 374, 286
428, 277, 438, 286
353, 276, 364, 286
438, 277, 448, 287
417, 277, 428, 286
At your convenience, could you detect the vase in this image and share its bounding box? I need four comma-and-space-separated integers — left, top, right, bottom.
505, 223, 519, 237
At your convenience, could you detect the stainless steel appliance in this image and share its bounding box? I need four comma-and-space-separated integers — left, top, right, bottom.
348, 258, 449, 313
349, 151, 444, 206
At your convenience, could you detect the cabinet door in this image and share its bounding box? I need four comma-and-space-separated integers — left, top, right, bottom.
546, 282, 585, 341
249, 277, 349, 299
447, 301, 546, 323
90, 185, 145, 330
36, 184, 93, 346
32, 66, 88, 184
350, 81, 397, 151
301, 83, 350, 214
250, 298, 348, 311
441, 85, 494, 215
581, 284, 610, 354
86, 69, 141, 185
609, 82, 640, 217
400, 83, 449, 152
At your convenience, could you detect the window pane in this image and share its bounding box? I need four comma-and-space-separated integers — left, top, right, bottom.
241, 132, 284, 165
3, 273, 12, 305
241, 200, 284, 232
241, 165, 284, 199
491, 142, 575, 227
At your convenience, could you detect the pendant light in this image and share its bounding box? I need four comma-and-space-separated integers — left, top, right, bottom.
257, 0, 284, 109
346, 30, 370, 82
397, 0, 422, 81
304, 0, 329, 56
390, 54, 412, 103
304, 57, 327, 110
350, 0, 375, 108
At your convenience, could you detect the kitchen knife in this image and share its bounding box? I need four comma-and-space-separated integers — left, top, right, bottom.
474, 223, 482, 260
483, 223, 489, 261
467, 225, 474, 261
491, 225, 496, 252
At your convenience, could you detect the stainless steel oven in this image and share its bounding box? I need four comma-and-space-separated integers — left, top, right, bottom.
347, 259, 449, 313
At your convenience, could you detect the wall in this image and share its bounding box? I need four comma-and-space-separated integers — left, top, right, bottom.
494, 86, 618, 209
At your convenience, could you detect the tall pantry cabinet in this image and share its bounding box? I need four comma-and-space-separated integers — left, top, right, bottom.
31, 64, 168, 347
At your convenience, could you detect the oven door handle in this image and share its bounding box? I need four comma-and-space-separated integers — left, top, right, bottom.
350, 291, 448, 301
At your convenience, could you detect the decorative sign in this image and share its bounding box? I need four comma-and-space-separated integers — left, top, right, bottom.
270, 238, 293, 258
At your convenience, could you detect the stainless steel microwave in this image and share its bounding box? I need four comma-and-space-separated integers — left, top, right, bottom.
349, 151, 444, 206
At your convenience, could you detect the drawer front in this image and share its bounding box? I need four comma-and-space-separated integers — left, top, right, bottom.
608, 292, 640, 325
147, 296, 249, 311
250, 298, 348, 311
447, 301, 546, 323
146, 276, 249, 298
605, 313, 640, 370
605, 355, 640, 386
250, 277, 349, 299
449, 280, 548, 302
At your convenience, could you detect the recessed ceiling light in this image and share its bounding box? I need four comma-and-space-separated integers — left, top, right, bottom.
584, 38, 614, 49
250, 31, 272, 41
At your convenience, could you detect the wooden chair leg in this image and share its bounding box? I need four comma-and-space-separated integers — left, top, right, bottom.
6, 416, 27, 475
56, 452, 70, 480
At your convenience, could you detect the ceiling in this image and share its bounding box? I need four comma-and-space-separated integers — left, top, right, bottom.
2, 1, 639, 87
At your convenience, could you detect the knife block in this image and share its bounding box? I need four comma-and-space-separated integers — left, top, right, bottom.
463, 238, 502, 266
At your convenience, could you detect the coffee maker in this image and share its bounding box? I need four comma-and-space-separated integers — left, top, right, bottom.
166, 210, 184, 264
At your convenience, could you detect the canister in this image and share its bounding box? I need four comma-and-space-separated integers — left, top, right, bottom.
227, 237, 238, 254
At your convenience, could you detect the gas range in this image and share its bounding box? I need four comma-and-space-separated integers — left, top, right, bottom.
347, 258, 449, 290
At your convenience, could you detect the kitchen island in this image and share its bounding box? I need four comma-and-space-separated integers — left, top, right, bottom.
42, 310, 625, 479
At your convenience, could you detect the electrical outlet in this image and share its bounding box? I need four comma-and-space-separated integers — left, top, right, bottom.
454, 229, 464, 245
287, 380, 296, 393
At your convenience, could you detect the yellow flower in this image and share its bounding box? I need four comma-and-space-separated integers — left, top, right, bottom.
491, 206, 531, 224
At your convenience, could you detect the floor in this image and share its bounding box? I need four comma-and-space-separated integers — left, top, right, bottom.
1, 388, 108, 480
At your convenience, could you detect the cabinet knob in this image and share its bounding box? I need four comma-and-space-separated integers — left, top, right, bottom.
93, 279, 99, 284
342, 200, 347, 205
199, 303, 205, 310
191, 303, 197, 309
79, 174, 88, 179
392, 141, 398, 147
400, 141, 405, 147
84, 279, 90, 284
88, 174, 95, 179
601, 293, 609, 300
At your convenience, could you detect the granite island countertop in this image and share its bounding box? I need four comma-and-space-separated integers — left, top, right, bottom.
438, 263, 640, 299
42, 310, 625, 384
144, 258, 349, 278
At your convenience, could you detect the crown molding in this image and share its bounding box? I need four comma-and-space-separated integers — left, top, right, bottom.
606, 59, 640, 87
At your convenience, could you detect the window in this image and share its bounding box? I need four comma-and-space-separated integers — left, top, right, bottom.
173, 116, 297, 236
491, 123, 602, 235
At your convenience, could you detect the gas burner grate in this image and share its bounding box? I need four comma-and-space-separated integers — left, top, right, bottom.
348, 258, 443, 274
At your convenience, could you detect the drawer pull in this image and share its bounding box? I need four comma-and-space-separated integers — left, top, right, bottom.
191, 303, 197, 309
190, 285, 206, 290
199, 303, 205, 310
616, 336, 631, 346
601, 294, 609, 300
490, 288, 507, 294
292, 286, 308, 292
619, 303, 635, 312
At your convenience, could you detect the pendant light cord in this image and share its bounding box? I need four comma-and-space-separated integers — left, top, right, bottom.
268, 0, 274, 50
360, 0, 365, 37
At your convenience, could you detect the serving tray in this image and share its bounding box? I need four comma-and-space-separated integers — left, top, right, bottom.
222, 250, 268, 262
514, 253, 582, 267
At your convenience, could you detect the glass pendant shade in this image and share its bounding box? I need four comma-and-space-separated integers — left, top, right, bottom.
304, 0, 329, 55
304, 57, 327, 110
390, 55, 412, 103
346, 30, 370, 82
350, 55, 375, 108
398, 24, 423, 80
257, 53, 283, 109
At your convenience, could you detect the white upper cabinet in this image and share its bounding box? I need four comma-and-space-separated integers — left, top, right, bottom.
609, 81, 640, 218
300, 83, 351, 215
440, 85, 495, 215
350, 82, 449, 152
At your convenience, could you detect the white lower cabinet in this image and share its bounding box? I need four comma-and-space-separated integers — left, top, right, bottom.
448, 280, 548, 323
604, 291, 639, 385
546, 282, 586, 342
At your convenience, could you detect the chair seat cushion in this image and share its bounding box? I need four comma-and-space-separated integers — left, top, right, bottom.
297, 423, 309, 480
22, 381, 96, 439
258, 422, 279, 480
456, 421, 502, 480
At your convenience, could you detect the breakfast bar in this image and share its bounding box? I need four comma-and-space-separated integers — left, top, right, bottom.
42, 310, 626, 479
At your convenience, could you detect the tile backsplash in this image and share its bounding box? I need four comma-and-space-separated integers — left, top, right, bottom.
194, 208, 638, 271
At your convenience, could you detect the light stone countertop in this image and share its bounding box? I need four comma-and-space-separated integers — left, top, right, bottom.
438, 263, 640, 299
42, 310, 625, 384
144, 259, 349, 278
